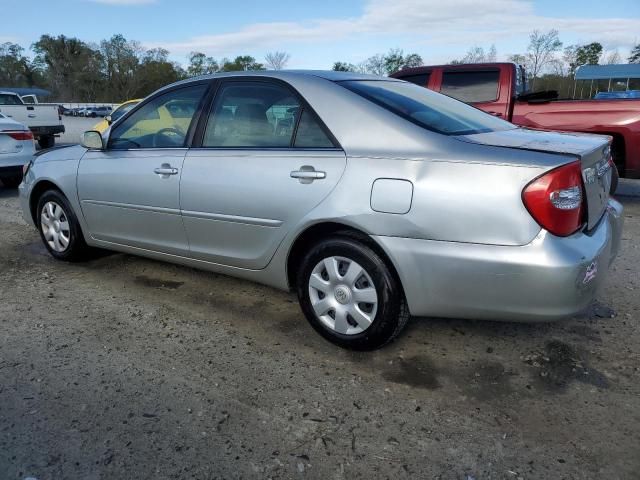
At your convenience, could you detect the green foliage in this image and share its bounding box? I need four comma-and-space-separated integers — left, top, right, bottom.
221, 56, 265, 72
0, 42, 43, 87
332, 49, 422, 76
332, 61, 357, 72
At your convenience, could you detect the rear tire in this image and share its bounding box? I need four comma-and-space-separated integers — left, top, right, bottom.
296, 236, 409, 350
38, 135, 55, 149
36, 189, 91, 261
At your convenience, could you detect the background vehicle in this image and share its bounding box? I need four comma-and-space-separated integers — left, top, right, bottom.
20, 71, 622, 350
391, 63, 640, 179
0, 113, 35, 187
93, 99, 141, 133
0, 91, 64, 149
84, 106, 112, 118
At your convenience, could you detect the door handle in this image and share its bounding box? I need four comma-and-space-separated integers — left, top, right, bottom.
290, 166, 326, 184
154, 163, 179, 177
28, 114, 36, 118
487, 111, 503, 117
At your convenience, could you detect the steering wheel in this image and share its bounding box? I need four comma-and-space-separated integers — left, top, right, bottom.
152, 127, 184, 148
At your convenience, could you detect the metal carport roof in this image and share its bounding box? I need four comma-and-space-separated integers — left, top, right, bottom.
575, 64, 640, 80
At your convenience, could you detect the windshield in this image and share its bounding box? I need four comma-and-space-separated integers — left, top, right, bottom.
111, 102, 139, 122
340, 80, 515, 136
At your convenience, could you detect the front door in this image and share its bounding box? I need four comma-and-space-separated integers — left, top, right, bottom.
180, 80, 346, 269
77, 83, 208, 255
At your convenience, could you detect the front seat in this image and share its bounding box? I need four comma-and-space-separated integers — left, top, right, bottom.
232, 104, 273, 145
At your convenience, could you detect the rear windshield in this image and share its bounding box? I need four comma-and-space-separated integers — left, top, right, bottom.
340, 80, 514, 136
0, 93, 23, 105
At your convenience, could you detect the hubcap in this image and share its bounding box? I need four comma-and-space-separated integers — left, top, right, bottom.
308, 256, 378, 335
40, 201, 71, 253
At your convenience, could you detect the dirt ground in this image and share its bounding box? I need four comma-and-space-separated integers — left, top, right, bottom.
0, 186, 639, 480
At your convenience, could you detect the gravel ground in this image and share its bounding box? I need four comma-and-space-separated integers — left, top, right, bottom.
0, 185, 639, 480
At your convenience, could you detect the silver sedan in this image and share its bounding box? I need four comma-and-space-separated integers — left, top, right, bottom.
19, 71, 623, 349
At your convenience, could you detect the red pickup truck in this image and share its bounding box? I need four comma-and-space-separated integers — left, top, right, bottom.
391, 63, 640, 178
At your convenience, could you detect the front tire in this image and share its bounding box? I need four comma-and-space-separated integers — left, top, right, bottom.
37, 189, 90, 261
296, 236, 409, 350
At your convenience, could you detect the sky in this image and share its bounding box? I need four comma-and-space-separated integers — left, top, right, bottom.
2, 0, 640, 68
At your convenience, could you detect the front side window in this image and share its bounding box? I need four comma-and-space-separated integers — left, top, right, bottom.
111, 101, 140, 123
109, 85, 206, 149
341, 80, 514, 136
441, 70, 500, 103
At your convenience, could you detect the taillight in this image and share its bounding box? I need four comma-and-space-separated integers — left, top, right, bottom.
3, 130, 34, 141
522, 160, 585, 237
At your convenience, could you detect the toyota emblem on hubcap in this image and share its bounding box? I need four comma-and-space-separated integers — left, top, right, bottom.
334, 286, 350, 304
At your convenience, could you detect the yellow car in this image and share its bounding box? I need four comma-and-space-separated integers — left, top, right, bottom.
93, 99, 142, 133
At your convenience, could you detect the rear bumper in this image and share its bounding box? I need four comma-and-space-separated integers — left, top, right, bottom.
30, 125, 65, 136
375, 198, 624, 322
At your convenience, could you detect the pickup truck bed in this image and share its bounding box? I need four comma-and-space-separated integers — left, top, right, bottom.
391, 63, 640, 178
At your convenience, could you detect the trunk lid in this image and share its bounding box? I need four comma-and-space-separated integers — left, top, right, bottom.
458, 127, 612, 230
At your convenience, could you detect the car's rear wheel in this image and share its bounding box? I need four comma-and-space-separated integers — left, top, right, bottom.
296, 236, 409, 350
37, 190, 90, 261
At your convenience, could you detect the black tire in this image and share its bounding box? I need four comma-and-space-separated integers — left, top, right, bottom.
38, 135, 55, 149
1, 174, 22, 188
610, 162, 619, 195
36, 189, 91, 261
296, 235, 409, 350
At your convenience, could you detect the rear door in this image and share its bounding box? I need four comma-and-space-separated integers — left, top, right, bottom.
180, 79, 346, 269
438, 67, 509, 118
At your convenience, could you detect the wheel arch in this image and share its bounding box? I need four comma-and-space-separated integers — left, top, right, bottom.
285, 221, 405, 295
29, 179, 65, 224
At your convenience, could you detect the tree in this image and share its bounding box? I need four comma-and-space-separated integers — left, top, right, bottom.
526, 29, 563, 88
187, 52, 219, 76
452, 45, 497, 64
264, 51, 290, 70
382, 49, 423, 74
365, 54, 386, 76
100, 34, 143, 101
602, 49, 621, 65
136, 48, 184, 97
575, 42, 602, 67
32, 34, 102, 101
0, 42, 43, 87
332, 61, 356, 72
221, 55, 264, 71
628, 44, 640, 64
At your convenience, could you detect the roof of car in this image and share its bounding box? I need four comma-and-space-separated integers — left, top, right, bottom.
181, 69, 402, 84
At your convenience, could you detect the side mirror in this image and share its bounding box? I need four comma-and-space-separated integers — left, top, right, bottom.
105, 115, 112, 125
81, 130, 104, 150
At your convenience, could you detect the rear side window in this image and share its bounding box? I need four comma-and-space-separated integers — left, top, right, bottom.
398, 73, 430, 87
441, 70, 500, 103
203, 81, 335, 148
341, 80, 514, 136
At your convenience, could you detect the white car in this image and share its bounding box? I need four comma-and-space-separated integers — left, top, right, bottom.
0, 113, 36, 188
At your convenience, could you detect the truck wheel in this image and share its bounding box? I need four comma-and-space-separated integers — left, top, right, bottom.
38, 135, 55, 149
1, 174, 22, 188
296, 235, 409, 350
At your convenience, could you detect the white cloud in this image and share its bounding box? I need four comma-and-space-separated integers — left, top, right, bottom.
146, 0, 640, 60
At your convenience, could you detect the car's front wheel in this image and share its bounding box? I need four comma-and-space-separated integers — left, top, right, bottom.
296, 235, 409, 350
37, 189, 91, 261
